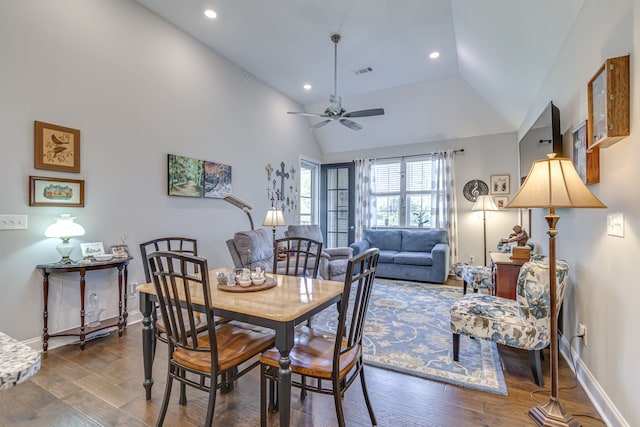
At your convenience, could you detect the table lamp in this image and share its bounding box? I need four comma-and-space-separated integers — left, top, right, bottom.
262, 207, 286, 247
44, 214, 86, 264
471, 194, 499, 266
223, 193, 254, 230
506, 153, 606, 427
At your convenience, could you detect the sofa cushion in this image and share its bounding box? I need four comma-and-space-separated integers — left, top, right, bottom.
401, 229, 448, 252
393, 251, 433, 266
378, 250, 399, 264
364, 229, 402, 251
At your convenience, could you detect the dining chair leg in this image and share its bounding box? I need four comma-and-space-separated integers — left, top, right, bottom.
260, 365, 268, 427
178, 369, 187, 405
300, 375, 307, 400
332, 377, 346, 427
204, 376, 218, 427
267, 367, 278, 412
157, 370, 174, 427
452, 333, 460, 361
359, 368, 378, 426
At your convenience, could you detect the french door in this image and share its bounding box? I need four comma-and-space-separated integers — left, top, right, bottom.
320, 162, 355, 247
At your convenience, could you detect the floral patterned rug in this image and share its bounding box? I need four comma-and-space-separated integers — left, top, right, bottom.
312, 279, 508, 396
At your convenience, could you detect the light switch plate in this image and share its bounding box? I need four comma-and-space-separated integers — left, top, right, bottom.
0, 215, 28, 230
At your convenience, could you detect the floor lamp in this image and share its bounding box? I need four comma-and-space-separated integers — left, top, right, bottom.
223, 193, 254, 230
472, 195, 499, 266
507, 154, 606, 427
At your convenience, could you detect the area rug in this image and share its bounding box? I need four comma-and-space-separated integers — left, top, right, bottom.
312, 279, 508, 396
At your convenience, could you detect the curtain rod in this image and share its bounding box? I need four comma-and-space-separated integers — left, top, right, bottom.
372, 148, 464, 161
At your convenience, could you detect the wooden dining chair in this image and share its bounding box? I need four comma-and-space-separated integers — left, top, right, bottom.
140, 237, 203, 348
273, 236, 323, 279
148, 251, 275, 426
260, 248, 380, 427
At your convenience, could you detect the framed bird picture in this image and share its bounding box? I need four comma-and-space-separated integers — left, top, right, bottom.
34, 121, 80, 173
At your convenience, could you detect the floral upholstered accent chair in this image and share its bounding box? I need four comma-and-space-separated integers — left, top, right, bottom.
450, 258, 570, 386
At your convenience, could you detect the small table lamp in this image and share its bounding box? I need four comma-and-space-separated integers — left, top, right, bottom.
471, 194, 499, 266
262, 207, 286, 247
507, 153, 606, 427
44, 214, 85, 264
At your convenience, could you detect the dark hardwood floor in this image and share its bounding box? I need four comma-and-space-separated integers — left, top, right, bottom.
1, 301, 605, 426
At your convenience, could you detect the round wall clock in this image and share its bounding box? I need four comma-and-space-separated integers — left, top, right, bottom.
463, 179, 489, 202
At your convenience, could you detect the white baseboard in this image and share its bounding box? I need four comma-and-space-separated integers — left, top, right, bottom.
559, 333, 628, 427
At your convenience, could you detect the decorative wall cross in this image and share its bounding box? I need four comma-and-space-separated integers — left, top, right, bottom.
275, 162, 289, 201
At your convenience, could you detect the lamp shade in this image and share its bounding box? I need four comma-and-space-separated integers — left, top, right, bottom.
223, 193, 252, 212
262, 208, 286, 227
507, 154, 606, 209
472, 194, 499, 211
44, 214, 85, 239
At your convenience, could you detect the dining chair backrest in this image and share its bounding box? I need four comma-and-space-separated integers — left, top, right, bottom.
274, 237, 323, 278
334, 248, 380, 364
140, 237, 198, 283
147, 251, 218, 361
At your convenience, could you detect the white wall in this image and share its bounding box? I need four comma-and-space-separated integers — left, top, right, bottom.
521, 0, 637, 425
0, 1, 321, 343
324, 132, 521, 266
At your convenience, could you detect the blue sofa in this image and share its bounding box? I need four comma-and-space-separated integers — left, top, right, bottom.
350, 229, 450, 283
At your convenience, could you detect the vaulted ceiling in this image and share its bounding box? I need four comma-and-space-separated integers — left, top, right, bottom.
135, 0, 584, 154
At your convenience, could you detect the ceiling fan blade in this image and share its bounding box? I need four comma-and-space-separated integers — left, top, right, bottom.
308, 119, 333, 131
288, 111, 325, 117
339, 118, 363, 131
342, 108, 385, 118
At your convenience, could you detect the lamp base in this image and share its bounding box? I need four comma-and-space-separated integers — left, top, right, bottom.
529, 398, 581, 427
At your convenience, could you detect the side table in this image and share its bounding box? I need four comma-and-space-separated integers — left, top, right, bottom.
36, 257, 132, 351
489, 252, 526, 300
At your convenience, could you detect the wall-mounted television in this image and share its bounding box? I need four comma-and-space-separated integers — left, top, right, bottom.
518, 101, 562, 183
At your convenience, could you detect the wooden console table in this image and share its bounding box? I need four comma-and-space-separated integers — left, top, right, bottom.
36, 257, 132, 351
489, 252, 526, 300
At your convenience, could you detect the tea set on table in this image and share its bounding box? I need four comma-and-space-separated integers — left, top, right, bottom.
217, 267, 266, 288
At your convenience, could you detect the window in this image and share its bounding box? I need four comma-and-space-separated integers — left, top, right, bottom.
299, 159, 319, 225
372, 156, 434, 227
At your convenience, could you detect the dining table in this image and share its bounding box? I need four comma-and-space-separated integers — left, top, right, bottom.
137, 267, 344, 427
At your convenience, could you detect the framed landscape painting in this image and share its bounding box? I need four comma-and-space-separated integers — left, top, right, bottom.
168, 154, 204, 198
204, 161, 232, 199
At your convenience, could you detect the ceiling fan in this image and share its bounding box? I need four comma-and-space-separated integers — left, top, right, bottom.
288, 34, 384, 131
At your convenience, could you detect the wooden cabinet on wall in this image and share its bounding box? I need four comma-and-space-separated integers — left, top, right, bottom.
587, 54, 630, 150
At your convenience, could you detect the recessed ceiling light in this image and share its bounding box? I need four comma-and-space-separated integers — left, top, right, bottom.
429, 51, 440, 59
303, 84, 312, 90
204, 9, 217, 19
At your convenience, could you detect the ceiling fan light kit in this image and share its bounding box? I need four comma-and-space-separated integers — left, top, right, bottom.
288, 34, 384, 131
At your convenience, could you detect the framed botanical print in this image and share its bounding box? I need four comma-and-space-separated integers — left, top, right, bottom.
494, 196, 509, 209
29, 176, 85, 207
34, 121, 80, 173
490, 175, 510, 195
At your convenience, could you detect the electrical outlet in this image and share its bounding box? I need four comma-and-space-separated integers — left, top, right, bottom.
129, 282, 138, 297
469, 255, 475, 264
577, 323, 587, 346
